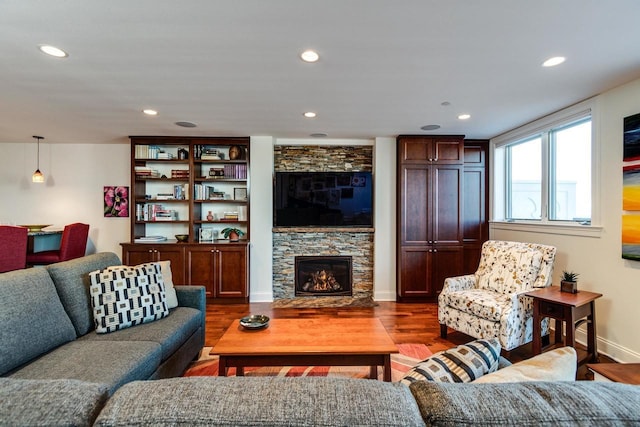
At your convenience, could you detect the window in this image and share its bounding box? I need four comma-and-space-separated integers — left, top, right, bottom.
493, 104, 593, 226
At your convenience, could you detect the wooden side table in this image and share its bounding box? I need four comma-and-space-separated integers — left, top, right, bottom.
525, 286, 602, 364
587, 363, 640, 385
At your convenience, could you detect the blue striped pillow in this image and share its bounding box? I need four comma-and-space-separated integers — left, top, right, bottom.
400, 338, 501, 384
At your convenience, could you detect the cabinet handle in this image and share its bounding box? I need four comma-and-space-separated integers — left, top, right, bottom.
433, 249, 437, 253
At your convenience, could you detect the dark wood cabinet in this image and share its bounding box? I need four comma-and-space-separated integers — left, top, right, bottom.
120, 243, 186, 285
185, 243, 248, 301
397, 135, 486, 301
462, 140, 489, 274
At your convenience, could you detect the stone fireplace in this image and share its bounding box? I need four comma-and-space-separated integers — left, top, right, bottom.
295, 256, 352, 297
272, 144, 374, 307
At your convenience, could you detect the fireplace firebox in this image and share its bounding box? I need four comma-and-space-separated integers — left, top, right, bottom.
295, 256, 353, 297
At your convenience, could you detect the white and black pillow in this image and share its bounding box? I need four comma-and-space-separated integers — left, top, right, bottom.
400, 338, 501, 385
89, 263, 168, 334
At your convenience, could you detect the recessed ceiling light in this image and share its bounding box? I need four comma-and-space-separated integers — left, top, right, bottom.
421, 124, 441, 131
303, 112, 317, 118
175, 121, 197, 128
38, 44, 68, 58
310, 133, 328, 138
458, 114, 471, 120
300, 50, 319, 63
142, 109, 158, 116
440, 101, 451, 106
542, 56, 566, 67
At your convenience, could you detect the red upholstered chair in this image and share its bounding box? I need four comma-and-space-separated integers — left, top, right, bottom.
26, 223, 89, 266
0, 225, 28, 273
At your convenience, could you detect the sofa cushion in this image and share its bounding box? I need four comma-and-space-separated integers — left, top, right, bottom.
8, 339, 162, 395
475, 242, 543, 294
46, 252, 122, 336
474, 346, 577, 383
89, 262, 169, 333
0, 267, 77, 376
0, 378, 108, 427
81, 306, 202, 361
400, 338, 500, 385
409, 381, 640, 426
94, 377, 426, 427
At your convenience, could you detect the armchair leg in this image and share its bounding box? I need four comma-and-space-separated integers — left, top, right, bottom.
440, 324, 447, 338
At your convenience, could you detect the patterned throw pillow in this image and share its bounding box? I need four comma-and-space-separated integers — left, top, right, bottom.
400, 338, 501, 385
89, 263, 168, 334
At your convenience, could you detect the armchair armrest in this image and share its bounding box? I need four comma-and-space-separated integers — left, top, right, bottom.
442, 274, 476, 293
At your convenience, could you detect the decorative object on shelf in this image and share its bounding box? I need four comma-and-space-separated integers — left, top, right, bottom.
221, 227, 244, 241
177, 147, 188, 160
228, 145, 243, 160
206, 211, 214, 221
104, 186, 129, 217
239, 314, 269, 330
234, 187, 247, 201
199, 227, 215, 243
32, 135, 45, 183
175, 234, 189, 243
560, 270, 579, 293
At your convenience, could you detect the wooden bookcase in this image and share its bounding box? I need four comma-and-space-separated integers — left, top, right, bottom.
121, 136, 250, 302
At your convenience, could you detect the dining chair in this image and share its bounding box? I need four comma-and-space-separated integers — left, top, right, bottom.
26, 222, 89, 266
0, 225, 28, 273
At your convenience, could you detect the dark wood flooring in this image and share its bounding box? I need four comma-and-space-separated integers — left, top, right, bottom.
205, 301, 612, 380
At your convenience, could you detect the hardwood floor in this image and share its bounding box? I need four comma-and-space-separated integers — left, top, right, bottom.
205, 300, 610, 380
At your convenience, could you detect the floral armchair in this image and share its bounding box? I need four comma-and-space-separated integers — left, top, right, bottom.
438, 240, 557, 351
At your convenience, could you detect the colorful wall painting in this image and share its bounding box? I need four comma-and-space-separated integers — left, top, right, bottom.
622, 112, 640, 260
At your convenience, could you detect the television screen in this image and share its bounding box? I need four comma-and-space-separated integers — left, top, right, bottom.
274, 172, 373, 227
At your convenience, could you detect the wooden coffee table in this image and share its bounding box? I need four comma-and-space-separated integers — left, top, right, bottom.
211, 318, 398, 381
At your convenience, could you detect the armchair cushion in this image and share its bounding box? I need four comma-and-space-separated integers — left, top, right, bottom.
439, 289, 510, 322
476, 243, 543, 294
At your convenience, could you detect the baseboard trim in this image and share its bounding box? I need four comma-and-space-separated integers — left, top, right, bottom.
551, 326, 640, 363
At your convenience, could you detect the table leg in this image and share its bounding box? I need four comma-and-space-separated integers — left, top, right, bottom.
532, 300, 542, 355
369, 366, 378, 379
218, 356, 227, 377
237, 366, 245, 376
588, 301, 599, 362
383, 354, 392, 382
555, 319, 563, 345
565, 306, 576, 348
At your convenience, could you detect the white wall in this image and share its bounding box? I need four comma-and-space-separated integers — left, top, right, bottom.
0, 141, 130, 255
491, 77, 640, 362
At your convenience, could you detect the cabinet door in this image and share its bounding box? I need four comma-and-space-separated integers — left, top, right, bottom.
122, 245, 157, 265
432, 165, 463, 245
399, 165, 430, 244
431, 245, 464, 296
215, 245, 248, 298
433, 137, 464, 164
397, 247, 433, 299
156, 246, 186, 286
185, 246, 215, 297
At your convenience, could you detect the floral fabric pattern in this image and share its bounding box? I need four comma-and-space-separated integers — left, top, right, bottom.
438, 240, 556, 351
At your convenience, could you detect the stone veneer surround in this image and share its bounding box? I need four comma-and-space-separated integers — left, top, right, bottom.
272, 144, 375, 307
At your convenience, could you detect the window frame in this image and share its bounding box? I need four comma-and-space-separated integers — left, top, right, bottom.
490, 99, 601, 236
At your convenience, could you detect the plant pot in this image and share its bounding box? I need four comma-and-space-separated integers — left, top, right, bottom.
228, 231, 239, 241
560, 280, 578, 293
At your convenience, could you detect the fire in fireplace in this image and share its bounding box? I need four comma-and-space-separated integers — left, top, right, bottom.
295, 256, 352, 297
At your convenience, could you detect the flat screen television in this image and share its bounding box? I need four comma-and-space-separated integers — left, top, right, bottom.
274, 171, 373, 227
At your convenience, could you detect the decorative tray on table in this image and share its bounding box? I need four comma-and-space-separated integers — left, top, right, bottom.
239, 314, 270, 330
19, 224, 52, 232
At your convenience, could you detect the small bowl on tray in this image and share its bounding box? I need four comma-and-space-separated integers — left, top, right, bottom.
239, 314, 270, 330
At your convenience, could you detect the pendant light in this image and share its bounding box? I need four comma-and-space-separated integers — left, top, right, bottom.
32, 135, 44, 183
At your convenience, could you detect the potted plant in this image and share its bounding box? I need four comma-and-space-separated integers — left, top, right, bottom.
220, 227, 245, 241
560, 270, 579, 293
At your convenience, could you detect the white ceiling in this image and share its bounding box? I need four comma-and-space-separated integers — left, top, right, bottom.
2, 1, 640, 145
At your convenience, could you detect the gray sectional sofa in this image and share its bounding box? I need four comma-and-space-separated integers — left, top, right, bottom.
1, 253, 639, 426
0, 252, 205, 395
